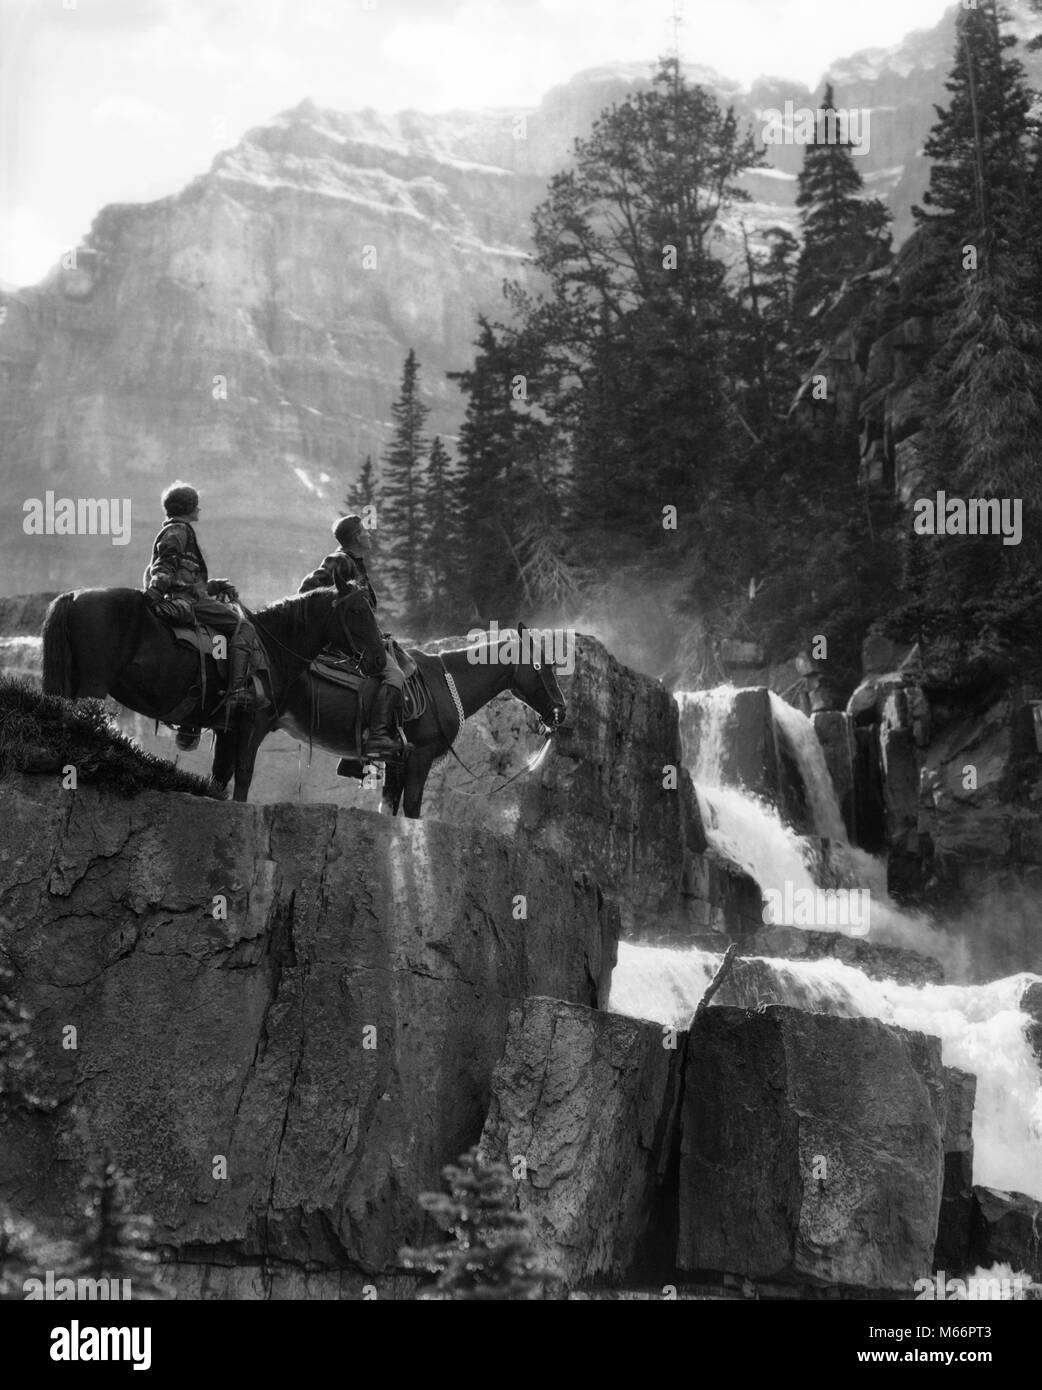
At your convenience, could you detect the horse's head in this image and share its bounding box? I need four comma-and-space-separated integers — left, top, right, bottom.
506, 621, 569, 733
329, 568, 385, 666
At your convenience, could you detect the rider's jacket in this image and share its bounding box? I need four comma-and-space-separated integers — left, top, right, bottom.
298, 549, 377, 610
143, 520, 209, 605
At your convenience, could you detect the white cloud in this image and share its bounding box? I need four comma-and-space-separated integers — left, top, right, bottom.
0, 206, 63, 288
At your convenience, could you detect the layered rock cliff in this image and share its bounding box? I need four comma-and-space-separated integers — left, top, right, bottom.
5, 4, 1040, 602
2, 636, 1038, 1296
0, 777, 617, 1295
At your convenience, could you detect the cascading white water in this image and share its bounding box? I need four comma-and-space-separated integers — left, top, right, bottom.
611, 684, 1042, 1201
677, 687, 843, 931
676, 685, 951, 955
769, 691, 847, 841
608, 942, 1042, 1200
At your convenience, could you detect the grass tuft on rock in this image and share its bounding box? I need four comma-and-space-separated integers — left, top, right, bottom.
0, 677, 224, 800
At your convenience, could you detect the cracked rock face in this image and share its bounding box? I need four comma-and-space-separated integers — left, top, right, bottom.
480, 996, 682, 1287
678, 1005, 946, 1290
420, 635, 709, 937
0, 777, 618, 1291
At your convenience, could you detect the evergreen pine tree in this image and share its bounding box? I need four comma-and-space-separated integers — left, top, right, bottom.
418, 435, 462, 634
344, 454, 379, 522
793, 83, 892, 325
344, 453, 381, 561
505, 56, 765, 571
448, 319, 528, 621
381, 350, 429, 623
895, 1, 1042, 683
912, 0, 1032, 278
399, 1148, 562, 1301
75, 1154, 169, 1299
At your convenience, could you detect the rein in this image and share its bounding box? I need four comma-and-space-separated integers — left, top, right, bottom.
433, 656, 559, 793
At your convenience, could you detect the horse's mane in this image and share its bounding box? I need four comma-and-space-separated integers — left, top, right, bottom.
251, 586, 329, 633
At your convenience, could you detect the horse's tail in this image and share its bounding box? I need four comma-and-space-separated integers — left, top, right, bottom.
41, 592, 77, 696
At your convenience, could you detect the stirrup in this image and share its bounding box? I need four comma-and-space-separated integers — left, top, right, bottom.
362, 732, 410, 759
175, 728, 201, 752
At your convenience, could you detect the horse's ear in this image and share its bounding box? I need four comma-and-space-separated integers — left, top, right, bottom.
333, 566, 349, 594
517, 620, 527, 635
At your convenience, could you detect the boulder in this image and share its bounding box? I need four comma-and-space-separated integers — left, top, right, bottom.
812, 712, 856, 840
678, 1006, 945, 1290
969, 1188, 1042, 1282
1021, 982, 1042, 1068
853, 725, 887, 853
0, 777, 619, 1291
738, 928, 943, 986
933, 1068, 977, 1274
480, 997, 682, 1286
421, 635, 709, 935
880, 723, 921, 898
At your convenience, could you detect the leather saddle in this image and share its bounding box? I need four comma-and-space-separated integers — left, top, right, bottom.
309, 654, 428, 724
158, 613, 271, 723
309, 639, 426, 722
388, 638, 418, 680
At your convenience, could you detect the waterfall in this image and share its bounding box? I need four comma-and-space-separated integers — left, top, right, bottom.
769, 691, 846, 841
609, 683, 1042, 1201
678, 687, 850, 932
676, 685, 948, 953
609, 942, 1042, 1200
677, 687, 820, 916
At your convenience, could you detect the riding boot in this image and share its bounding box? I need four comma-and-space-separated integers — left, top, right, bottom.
363, 684, 408, 757
222, 637, 267, 714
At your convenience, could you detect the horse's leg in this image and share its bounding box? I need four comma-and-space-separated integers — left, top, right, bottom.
232, 714, 275, 803
212, 729, 236, 792
401, 746, 438, 819
381, 760, 404, 816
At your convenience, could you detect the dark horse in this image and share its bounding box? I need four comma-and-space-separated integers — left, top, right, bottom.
41, 569, 384, 801
279, 624, 568, 818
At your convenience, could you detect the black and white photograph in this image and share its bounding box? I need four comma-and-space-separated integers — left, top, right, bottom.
0, 0, 1040, 1357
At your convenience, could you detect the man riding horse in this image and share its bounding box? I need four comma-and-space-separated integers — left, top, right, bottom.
298, 514, 405, 759
143, 481, 265, 749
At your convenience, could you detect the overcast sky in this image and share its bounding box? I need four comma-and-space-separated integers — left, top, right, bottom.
1, 0, 954, 287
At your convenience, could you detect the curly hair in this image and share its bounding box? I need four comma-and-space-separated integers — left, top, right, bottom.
162, 482, 200, 517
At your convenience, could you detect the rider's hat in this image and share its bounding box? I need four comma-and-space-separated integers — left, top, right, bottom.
333, 514, 367, 557
162, 482, 200, 518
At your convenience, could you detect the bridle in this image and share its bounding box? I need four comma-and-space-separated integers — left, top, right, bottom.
434, 653, 566, 795
512, 656, 566, 735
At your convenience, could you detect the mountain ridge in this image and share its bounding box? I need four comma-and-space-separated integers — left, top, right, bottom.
2, 1, 1040, 602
